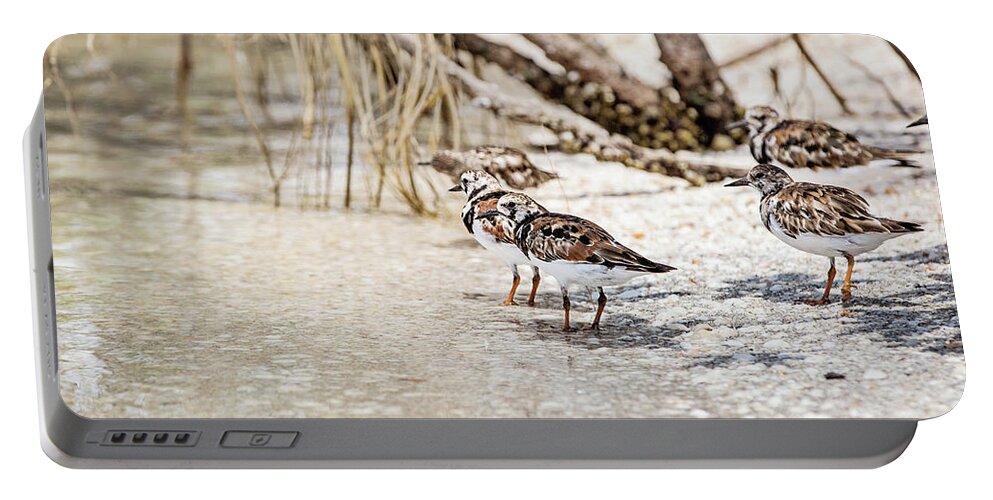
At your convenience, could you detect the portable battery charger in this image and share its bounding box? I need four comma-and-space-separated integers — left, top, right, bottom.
26, 34, 963, 468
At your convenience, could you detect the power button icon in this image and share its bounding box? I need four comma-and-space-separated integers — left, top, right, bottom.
220, 431, 298, 448
249, 433, 271, 446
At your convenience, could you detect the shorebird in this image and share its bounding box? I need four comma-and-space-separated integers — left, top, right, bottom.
450, 171, 545, 306
726, 164, 923, 304
907, 115, 928, 128
480, 193, 676, 331
727, 106, 921, 169
429, 146, 559, 190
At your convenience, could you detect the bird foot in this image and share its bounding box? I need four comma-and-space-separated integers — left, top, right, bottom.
499, 300, 519, 306
841, 290, 853, 302
526, 300, 536, 307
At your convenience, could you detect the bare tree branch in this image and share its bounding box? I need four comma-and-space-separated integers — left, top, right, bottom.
791, 34, 854, 116
395, 36, 746, 185
718, 35, 790, 69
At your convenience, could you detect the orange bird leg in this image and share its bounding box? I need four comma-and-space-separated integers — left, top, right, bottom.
560, 286, 572, 332
502, 270, 521, 306
590, 287, 607, 330
802, 258, 836, 306
841, 255, 856, 302
526, 267, 540, 307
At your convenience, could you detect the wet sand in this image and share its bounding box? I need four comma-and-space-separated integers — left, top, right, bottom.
45, 34, 963, 420
51, 149, 963, 419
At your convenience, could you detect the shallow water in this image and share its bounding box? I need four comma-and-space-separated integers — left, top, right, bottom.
50, 157, 965, 419
47, 35, 963, 419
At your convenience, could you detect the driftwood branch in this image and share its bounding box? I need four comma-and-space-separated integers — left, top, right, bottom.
458, 34, 730, 151
571, 34, 613, 59
718, 35, 790, 69
844, 55, 912, 118
655, 34, 740, 136
452, 34, 567, 100
887, 41, 921, 83
791, 34, 854, 116
396, 36, 746, 185
524, 34, 660, 109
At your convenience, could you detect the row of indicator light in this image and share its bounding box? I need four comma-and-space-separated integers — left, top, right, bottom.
108, 431, 194, 445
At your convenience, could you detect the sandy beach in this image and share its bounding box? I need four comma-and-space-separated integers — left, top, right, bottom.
45, 34, 963, 420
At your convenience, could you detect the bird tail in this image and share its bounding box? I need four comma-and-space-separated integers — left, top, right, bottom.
646, 262, 678, 273
531, 166, 559, 184
881, 218, 924, 233
601, 246, 677, 274
427, 151, 465, 177
868, 146, 923, 168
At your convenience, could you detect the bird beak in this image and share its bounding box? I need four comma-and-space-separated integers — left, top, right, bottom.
447, 184, 462, 192
726, 119, 747, 131
476, 209, 499, 220
907, 116, 928, 128
725, 177, 750, 187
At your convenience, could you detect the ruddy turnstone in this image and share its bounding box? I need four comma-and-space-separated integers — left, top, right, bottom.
429, 146, 559, 190
479, 193, 676, 331
726, 164, 923, 304
907, 115, 928, 128
727, 106, 921, 169
450, 170, 546, 306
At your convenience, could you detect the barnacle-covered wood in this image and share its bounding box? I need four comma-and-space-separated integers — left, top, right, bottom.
408, 45, 746, 184
451, 34, 567, 100
523, 34, 659, 109
654, 34, 740, 139
514, 34, 709, 151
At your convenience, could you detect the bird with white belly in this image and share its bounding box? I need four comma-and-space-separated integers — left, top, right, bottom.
726, 164, 923, 304
479, 193, 676, 331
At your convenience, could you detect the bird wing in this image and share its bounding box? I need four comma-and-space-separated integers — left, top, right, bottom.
523, 214, 673, 272
764, 183, 902, 237
766, 120, 874, 169
474, 146, 558, 189
432, 146, 558, 189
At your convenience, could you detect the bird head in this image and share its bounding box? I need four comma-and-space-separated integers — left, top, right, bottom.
498, 193, 543, 223
449, 170, 500, 199
476, 192, 542, 224
725, 164, 793, 196
727, 105, 781, 134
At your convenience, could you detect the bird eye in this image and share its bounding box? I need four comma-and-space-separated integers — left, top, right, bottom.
754, 172, 765, 179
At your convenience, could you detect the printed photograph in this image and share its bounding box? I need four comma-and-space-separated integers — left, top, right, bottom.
44, 34, 964, 419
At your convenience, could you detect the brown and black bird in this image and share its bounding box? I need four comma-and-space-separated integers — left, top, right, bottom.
728, 106, 921, 169
480, 193, 675, 331
451, 171, 545, 306
428, 146, 558, 190
726, 164, 924, 304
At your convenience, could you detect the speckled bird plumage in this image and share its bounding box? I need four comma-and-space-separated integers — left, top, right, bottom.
727, 164, 923, 304
730, 106, 920, 169
481, 193, 675, 331
451, 171, 546, 306
760, 182, 922, 242
513, 213, 674, 279
431, 146, 558, 190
